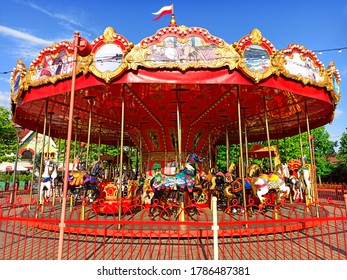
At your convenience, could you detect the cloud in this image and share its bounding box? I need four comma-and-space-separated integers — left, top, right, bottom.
24, 1, 84, 28
334, 108, 344, 119
0, 25, 53, 46
0, 91, 10, 109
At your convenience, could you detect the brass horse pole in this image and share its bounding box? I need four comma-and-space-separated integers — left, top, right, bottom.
226, 125, 230, 169
176, 90, 185, 222
29, 127, 38, 206
176, 91, 182, 171
305, 102, 319, 216
38, 100, 48, 207
85, 96, 96, 168
73, 117, 80, 159
237, 86, 248, 222
117, 85, 125, 229
263, 96, 273, 172
97, 122, 103, 161
242, 107, 249, 169
296, 112, 304, 161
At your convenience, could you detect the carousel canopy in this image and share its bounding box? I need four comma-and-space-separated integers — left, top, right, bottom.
10, 25, 341, 156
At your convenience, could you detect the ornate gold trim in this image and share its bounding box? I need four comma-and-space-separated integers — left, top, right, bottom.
280, 44, 327, 88
127, 25, 239, 71
89, 27, 133, 83
236, 29, 276, 83
327, 61, 341, 105
10, 59, 27, 104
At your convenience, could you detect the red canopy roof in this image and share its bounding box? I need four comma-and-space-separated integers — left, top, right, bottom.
10, 26, 341, 157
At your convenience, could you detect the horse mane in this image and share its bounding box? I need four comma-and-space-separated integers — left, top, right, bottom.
248, 164, 261, 177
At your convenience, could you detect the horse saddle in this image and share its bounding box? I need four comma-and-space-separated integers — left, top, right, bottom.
41, 177, 51, 183
260, 173, 280, 182
70, 171, 84, 186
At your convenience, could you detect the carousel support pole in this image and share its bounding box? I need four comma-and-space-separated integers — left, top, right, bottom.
97, 122, 103, 161
176, 91, 182, 171
237, 87, 248, 222
58, 31, 80, 260
10, 125, 24, 204
263, 97, 273, 172
56, 133, 62, 203
84, 96, 96, 169
80, 96, 95, 222
297, 111, 308, 206
305, 103, 319, 216
70, 195, 74, 212
226, 125, 230, 169
29, 127, 38, 206
242, 107, 249, 169
47, 112, 54, 158
207, 122, 212, 170
296, 112, 304, 162
212, 196, 219, 260
37, 100, 48, 206
47, 112, 56, 205
139, 122, 147, 175
176, 91, 185, 221
73, 117, 80, 159
117, 85, 125, 229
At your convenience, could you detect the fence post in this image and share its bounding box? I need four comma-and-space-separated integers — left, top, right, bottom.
343, 194, 347, 217
211, 196, 219, 260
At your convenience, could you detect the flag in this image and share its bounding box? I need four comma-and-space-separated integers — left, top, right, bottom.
152, 4, 173, 21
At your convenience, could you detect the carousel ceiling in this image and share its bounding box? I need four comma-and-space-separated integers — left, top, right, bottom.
10, 26, 341, 155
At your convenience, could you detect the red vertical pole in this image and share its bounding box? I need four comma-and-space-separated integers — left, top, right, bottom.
57, 31, 80, 260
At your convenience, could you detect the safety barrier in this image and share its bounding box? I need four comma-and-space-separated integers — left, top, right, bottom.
1, 194, 346, 260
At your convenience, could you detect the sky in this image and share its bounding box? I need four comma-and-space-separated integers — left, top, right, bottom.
0, 0, 346, 144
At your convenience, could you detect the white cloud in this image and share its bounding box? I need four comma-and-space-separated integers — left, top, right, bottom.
0, 25, 53, 46
334, 108, 344, 119
24, 1, 84, 28
0, 90, 11, 109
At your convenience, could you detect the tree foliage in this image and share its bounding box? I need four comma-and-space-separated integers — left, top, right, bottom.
0, 106, 17, 162
337, 128, 347, 164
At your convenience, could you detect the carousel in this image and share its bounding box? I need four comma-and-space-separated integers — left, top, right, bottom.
10, 14, 341, 215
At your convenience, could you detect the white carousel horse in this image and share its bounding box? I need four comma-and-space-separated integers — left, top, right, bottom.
288, 175, 302, 200
39, 159, 54, 204
297, 165, 312, 200
50, 162, 63, 198
248, 163, 291, 205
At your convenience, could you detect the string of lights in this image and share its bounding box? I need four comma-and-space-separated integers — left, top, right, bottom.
0, 45, 345, 76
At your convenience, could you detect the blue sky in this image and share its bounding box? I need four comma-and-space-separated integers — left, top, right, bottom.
0, 0, 346, 143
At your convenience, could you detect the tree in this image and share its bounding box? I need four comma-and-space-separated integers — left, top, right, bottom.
0, 106, 17, 162
337, 128, 347, 164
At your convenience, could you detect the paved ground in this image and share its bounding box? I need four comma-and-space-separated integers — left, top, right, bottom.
1, 189, 347, 260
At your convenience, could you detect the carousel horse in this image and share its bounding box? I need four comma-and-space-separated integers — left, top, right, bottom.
49, 162, 61, 198
297, 164, 312, 200
148, 152, 203, 219
248, 163, 291, 205
141, 175, 154, 205
288, 174, 302, 200
68, 159, 103, 203
39, 159, 54, 204
210, 171, 228, 207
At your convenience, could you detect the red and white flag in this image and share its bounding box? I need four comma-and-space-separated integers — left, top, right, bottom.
152, 4, 173, 21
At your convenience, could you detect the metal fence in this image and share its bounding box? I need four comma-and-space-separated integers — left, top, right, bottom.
1, 187, 346, 260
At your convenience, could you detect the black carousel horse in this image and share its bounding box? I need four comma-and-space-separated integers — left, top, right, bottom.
148, 152, 203, 219
68, 160, 104, 203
